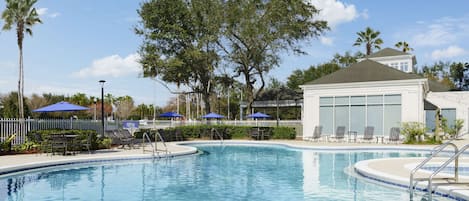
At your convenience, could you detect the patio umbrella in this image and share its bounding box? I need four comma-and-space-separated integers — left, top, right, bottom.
247, 112, 270, 119
159, 112, 183, 118
202, 112, 224, 119
32, 101, 89, 112
32, 101, 90, 129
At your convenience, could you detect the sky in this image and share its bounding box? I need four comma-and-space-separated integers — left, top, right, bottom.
0, 0, 468, 107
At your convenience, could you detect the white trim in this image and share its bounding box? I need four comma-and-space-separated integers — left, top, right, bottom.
300, 79, 427, 91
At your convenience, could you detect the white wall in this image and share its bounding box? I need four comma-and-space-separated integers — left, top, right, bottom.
426, 91, 469, 134
301, 79, 427, 139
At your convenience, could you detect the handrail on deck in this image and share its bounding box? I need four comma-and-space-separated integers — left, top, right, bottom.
142, 132, 155, 156
155, 130, 169, 158
426, 144, 469, 200
409, 140, 459, 199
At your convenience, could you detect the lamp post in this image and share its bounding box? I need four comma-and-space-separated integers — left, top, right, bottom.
93, 98, 97, 121
99, 80, 106, 138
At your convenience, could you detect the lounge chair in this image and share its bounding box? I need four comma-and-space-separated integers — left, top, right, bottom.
385, 127, 402, 143
329, 126, 346, 142
358, 126, 375, 143
307, 126, 323, 142
112, 129, 135, 149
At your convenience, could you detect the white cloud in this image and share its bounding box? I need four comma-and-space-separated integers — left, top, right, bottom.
36, 7, 60, 18
308, 0, 360, 28
49, 12, 61, 18
73, 53, 142, 78
412, 16, 469, 47
431, 45, 467, 60
36, 8, 48, 16
320, 36, 334, 46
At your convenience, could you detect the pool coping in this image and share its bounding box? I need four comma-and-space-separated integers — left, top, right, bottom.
1, 140, 468, 200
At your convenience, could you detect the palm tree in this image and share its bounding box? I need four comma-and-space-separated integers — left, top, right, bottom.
395, 41, 414, 53
2, 0, 42, 119
353, 27, 383, 55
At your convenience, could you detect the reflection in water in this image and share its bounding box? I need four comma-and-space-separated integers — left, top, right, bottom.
0, 146, 430, 201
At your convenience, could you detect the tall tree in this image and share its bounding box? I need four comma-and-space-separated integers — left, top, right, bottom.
287, 62, 340, 90
395, 41, 413, 53
136, 0, 222, 114
449, 62, 469, 90
331, 51, 363, 68
220, 0, 328, 113
115, 96, 134, 120
353, 27, 383, 55
1, 0, 42, 119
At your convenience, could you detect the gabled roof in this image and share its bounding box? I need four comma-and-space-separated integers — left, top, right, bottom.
305, 59, 423, 85
366, 47, 412, 58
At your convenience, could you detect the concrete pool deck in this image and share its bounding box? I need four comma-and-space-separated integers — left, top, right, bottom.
1, 139, 469, 199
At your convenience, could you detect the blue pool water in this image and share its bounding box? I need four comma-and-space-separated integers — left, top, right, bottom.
0, 144, 432, 201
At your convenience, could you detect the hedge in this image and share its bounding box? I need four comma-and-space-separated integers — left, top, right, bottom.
133, 125, 296, 141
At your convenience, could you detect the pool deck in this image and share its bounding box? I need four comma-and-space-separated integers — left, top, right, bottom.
1, 139, 469, 199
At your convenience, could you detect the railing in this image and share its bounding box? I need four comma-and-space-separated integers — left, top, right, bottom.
139, 119, 302, 129
155, 130, 169, 158
210, 128, 224, 145
142, 132, 155, 156
409, 141, 458, 199
426, 144, 469, 200
0, 118, 102, 144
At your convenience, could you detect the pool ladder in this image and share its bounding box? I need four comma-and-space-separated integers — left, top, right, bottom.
142, 131, 169, 158
409, 140, 469, 200
210, 128, 224, 145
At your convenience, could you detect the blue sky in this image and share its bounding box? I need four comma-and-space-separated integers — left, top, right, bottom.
0, 0, 468, 107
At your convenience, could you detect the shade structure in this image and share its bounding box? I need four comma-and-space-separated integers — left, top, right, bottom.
247, 112, 270, 119
32, 101, 89, 112
159, 111, 183, 118
202, 112, 224, 119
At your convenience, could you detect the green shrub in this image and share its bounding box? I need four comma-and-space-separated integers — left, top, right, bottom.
271, 127, 296, 139
133, 125, 296, 141
27, 129, 99, 151
401, 122, 438, 144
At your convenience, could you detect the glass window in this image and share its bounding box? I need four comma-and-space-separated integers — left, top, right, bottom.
351, 96, 365, 105
335, 96, 349, 105
350, 106, 366, 134
384, 94, 401, 104
441, 108, 456, 129
384, 105, 401, 136
320, 97, 333, 106
334, 105, 349, 134
320, 106, 334, 135
367, 105, 383, 135
400, 62, 409, 72
426, 110, 436, 132
367, 95, 383, 105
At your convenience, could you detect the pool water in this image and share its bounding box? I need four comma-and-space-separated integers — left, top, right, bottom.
0, 145, 435, 201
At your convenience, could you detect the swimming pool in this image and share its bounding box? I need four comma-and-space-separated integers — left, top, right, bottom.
0, 144, 438, 201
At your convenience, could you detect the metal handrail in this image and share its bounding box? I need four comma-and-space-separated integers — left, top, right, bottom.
155, 130, 169, 158
211, 128, 224, 145
142, 132, 155, 156
426, 144, 469, 200
409, 141, 458, 198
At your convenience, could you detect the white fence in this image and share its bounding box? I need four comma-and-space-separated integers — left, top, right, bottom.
0, 118, 102, 145
1, 118, 302, 145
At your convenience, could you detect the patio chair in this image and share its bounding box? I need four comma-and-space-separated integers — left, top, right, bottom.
358, 126, 375, 143
173, 129, 184, 141
112, 130, 135, 149
30, 133, 51, 155
328, 126, 346, 142
250, 128, 260, 140
385, 127, 402, 144
307, 126, 323, 142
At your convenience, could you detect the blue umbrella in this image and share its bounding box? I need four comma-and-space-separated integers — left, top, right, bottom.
202, 112, 224, 119
159, 112, 183, 118
247, 112, 270, 119
32, 101, 89, 112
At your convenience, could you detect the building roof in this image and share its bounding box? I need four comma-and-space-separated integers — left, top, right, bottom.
427, 79, 451, 92
366, 47, 412, 58
305, 59, 423, 85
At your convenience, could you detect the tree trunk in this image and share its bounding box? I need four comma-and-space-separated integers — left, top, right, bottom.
202, 92, 211, 114
18, 44, 24, 119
